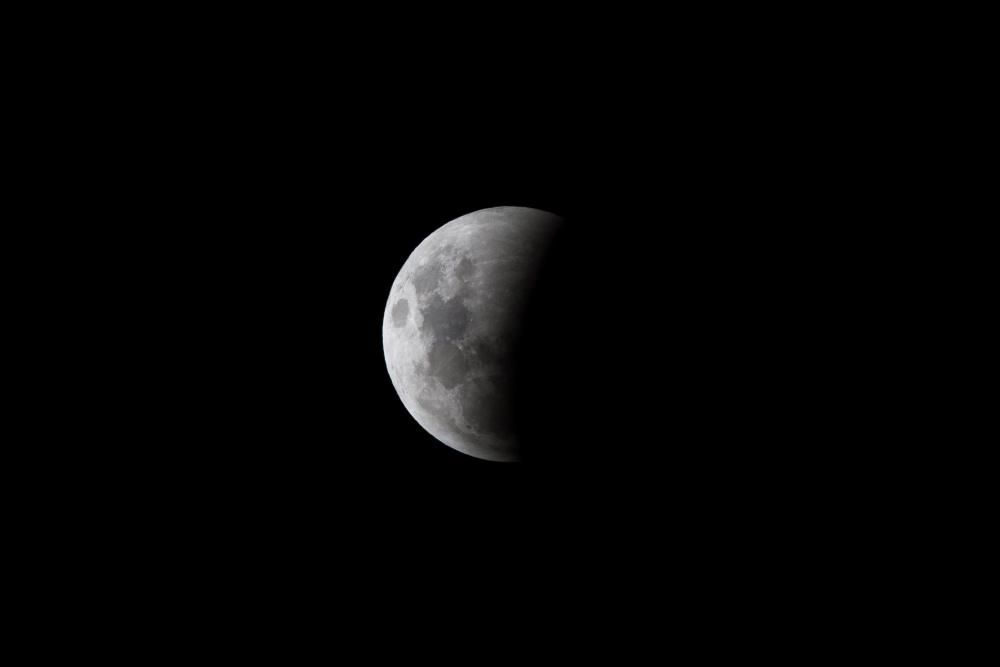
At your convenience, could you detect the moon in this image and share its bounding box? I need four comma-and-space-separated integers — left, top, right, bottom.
383, 206, 563, 462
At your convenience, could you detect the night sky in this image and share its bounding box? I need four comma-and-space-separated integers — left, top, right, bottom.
76, 32, 879, 597
30, 12, 916, 650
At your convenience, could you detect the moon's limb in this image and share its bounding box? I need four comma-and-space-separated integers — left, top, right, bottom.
382, 206, 563, 462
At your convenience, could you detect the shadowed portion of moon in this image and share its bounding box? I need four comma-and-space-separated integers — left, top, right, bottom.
382, 206, 563, 461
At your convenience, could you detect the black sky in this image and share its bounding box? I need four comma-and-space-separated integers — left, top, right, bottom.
0, 8, 957, 661
53, 14, 904, 586
137, 99, 848, 521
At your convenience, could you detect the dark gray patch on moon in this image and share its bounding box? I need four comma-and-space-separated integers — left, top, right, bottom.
412, 259, 444, 295
391, 299, 409, 327
420, 294, 470, 341
426, 339, 469, 389
455, 256, 475, 281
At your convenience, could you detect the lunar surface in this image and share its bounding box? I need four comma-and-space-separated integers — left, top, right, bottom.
383, 207, 563, 462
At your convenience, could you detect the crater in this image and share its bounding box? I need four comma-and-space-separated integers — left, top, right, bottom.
391, 298, 409, 327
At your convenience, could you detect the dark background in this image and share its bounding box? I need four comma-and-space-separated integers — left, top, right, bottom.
82, 49, 862, 508
41, 18, 918, 632
111, 82, 858, 542
17, 9, 959, 651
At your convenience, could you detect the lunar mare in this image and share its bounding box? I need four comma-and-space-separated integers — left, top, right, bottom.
382, 206, 563, 462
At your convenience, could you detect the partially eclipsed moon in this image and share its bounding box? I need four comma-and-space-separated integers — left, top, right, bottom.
382, 206, 563, 462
